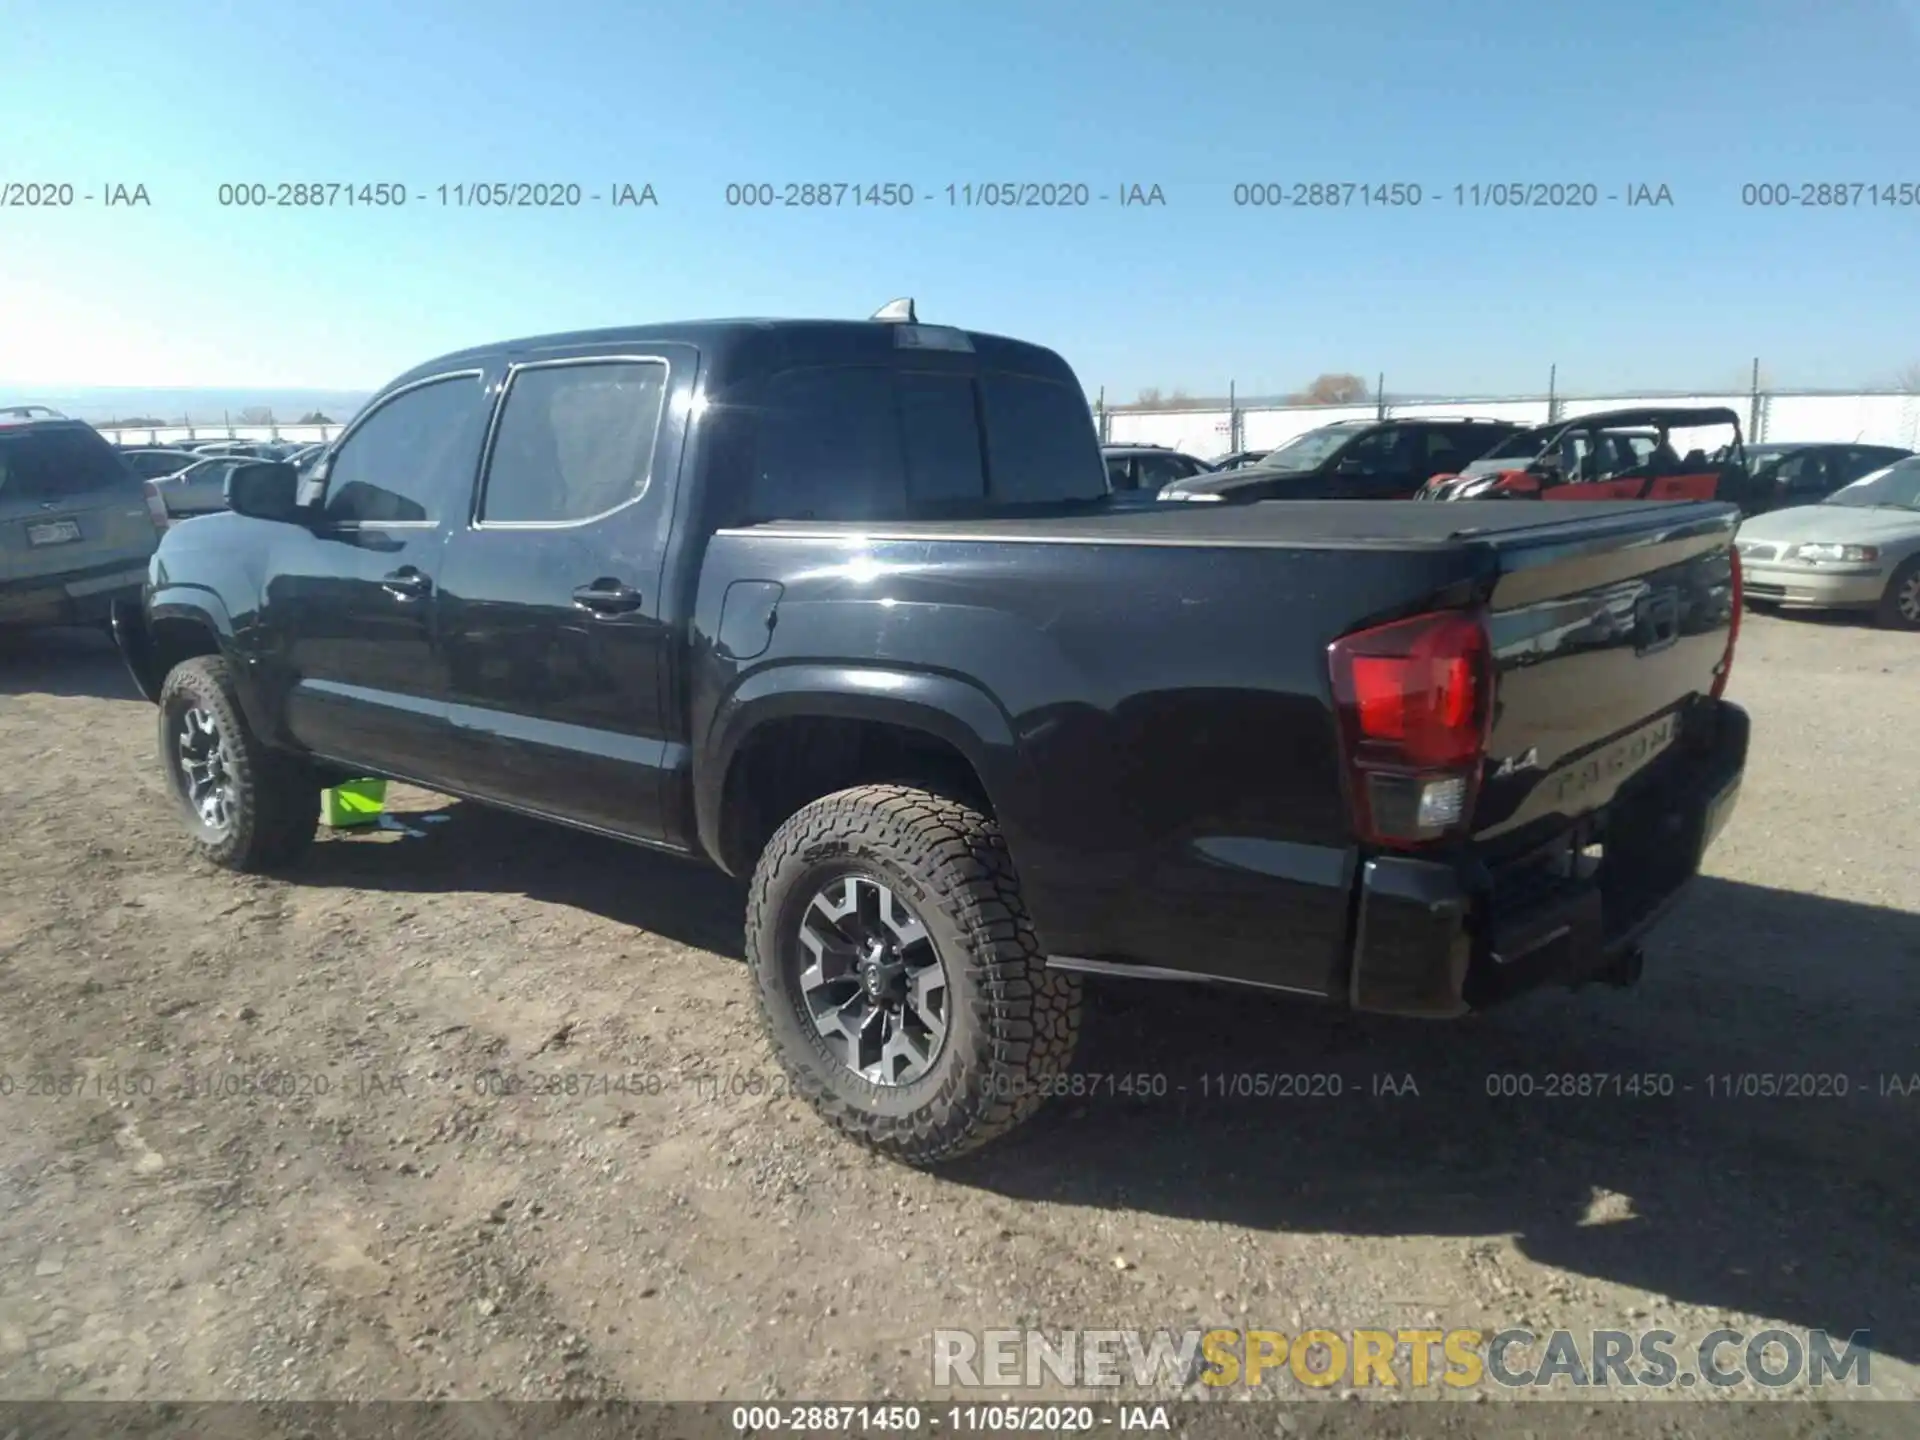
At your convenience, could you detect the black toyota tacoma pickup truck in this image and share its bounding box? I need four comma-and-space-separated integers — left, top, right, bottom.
113, 306, 1749, 1164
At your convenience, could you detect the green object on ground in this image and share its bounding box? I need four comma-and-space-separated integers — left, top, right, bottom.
322, 778, 388, 827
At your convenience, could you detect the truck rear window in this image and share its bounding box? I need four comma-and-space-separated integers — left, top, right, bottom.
978, 371, 1107, 505
0, 426, 129, 502
737, 365, 1106, 523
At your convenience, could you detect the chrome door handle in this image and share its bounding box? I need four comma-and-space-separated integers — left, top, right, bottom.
381, 568, 432, 600
571, 580, 643, 615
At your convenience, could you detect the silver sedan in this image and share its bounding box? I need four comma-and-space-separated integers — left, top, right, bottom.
1735, 456, 1920, 629
146, 454, 254, 519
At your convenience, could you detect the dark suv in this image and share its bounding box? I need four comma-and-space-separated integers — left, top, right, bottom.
2, 413, 163, 631
1158, 417, 1523, 502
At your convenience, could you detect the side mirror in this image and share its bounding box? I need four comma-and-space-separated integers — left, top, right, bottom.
225, 460, 305, 522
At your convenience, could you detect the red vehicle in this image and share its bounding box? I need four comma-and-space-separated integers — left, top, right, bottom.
1419, 406, 1751, 506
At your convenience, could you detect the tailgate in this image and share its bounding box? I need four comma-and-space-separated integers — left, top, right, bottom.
1469, 501, 1740, 845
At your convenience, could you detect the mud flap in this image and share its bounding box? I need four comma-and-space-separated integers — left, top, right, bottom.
109, 599, 162, 703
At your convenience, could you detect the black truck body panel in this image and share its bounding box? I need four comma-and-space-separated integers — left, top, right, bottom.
116, 318, 1748, 1019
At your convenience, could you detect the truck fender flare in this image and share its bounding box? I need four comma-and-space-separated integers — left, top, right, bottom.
114, 586, 234, 703
148, 585, 237, 643
123, 588, 271, 733
696, 663, 1023, 869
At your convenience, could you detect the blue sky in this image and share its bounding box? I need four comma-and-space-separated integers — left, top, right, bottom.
3, 0, 1918, 400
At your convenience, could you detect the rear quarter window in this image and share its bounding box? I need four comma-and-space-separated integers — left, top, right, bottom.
741, 365, 907, 523
897, 371, 985, 505
729, 362, 1106, 523
978, 371, 1106, 504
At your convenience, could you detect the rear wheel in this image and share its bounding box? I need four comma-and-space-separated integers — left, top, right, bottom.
746, 784, 1082, 1165
1876, 557, 1920, 631
157, 655, 319, 871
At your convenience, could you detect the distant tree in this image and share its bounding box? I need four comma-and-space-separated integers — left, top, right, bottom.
107, 415, 167, 428
237, 405, 274, 425
296, 410, 335, 425
1897, 363, 1920, 392
1291, 373, 1370, 406
1135, 387, 1164, 408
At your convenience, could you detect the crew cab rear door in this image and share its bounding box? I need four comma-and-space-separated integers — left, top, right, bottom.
434, 344, 698, 841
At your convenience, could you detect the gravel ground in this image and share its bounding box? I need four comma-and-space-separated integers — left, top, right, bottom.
0, 612, 1914, 1417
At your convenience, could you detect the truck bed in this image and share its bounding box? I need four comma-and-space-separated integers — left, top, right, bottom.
703, 495, 1743, 1005
733, 498, 1732, 550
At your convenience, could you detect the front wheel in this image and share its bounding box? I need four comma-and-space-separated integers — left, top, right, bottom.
1876, 557, 1920, 631
157, 655, 320, 871
746, 784, 1082, 1165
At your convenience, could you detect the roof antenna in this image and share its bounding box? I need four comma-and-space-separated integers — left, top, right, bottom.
871, 297, 916, 323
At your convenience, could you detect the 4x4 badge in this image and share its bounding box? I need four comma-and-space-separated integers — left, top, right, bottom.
1493, 747, 1540, 778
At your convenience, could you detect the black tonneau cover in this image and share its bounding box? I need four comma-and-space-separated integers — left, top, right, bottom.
732, 498, 1738, 552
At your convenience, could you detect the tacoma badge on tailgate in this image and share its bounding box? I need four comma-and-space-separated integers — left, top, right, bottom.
1542, 712, 1678, 811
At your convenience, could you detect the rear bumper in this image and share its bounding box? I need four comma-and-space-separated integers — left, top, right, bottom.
1741, 561, 1884, 609
1347, 699, 1749, 1017
0, 562, 150, 629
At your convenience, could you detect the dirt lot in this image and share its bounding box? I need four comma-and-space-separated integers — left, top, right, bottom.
0, 612, 1915, 1414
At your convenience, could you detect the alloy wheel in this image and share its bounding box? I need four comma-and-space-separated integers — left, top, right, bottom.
794, 873, 949, 1086
175, 705, 236, 834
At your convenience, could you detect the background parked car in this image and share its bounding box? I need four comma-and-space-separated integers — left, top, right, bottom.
1736, 455, 1920, 629
1210, 448, 1272, 471
1100, 443, 1214, 494
1742, 442, 1914, 514
188, 441, 278, 459
147, 454, 256, 519
1160, 416, 1522, 502
1, 413, 162, 631
119, 448, 205, 480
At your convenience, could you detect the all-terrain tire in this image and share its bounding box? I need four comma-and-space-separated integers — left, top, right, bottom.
746, 784, 1082, 1165
157, 655, 320, 872
1875, 556, 1920, 631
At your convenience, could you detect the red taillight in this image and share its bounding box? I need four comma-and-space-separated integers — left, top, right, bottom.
143, 481, 170, 531
1711, 545, 1741, 700
1329, 609, 1493, 848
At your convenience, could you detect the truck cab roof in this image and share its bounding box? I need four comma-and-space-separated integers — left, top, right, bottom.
388, 318, 1085, 399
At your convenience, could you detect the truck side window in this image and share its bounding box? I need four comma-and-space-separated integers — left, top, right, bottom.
1425, 428, 1474, 472
1775, 453, 1822, 496
978, 371, 1107, 504
323, 373, 488, 526
744, 366, 907, 521
897, 371, 985, 504
481, 360, 668, 525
